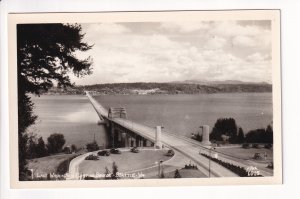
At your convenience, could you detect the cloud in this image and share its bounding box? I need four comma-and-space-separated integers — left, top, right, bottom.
207, 21, 271, 50
204, 36, 227, 49
73, 21, 272, 85
246, 53, 271, 62
84, 23, 131, 35
232, 35, 257, 47
210, 21, 266, 37
160, 21, 210, 33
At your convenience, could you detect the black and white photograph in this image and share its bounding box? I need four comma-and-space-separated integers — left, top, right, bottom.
8, 10, 281, 188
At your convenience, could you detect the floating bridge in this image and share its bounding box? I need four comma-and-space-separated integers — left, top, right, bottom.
86, 91, 238, 177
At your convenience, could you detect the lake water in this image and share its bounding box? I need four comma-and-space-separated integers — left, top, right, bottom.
30, 95, 107, 148
30, 93, 272, 148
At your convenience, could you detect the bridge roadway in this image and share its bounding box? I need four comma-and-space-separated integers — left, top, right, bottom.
86, 92, 238, 177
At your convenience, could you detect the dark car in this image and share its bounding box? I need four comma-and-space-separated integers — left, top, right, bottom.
85, 154, 99, 160
253, 153, 262, 160
110, 148, 122, 154
130, 147, 140, 153
165, 149, 175, 157
267, 162, 274, 169
97, 150, 110, 156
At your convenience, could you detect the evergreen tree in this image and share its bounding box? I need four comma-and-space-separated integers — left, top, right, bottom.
174, 169, 181, 178
111, 162, 119, 180
17, 23, 93, 180
236, 127, 245, 144
18, 95, 37, 179
35, 137, 48, 157
26, 134, 38, 159
265, 125, 273, 144
71, 144, 77, 153
104, 167, 110, 180
25, 135, 47, 159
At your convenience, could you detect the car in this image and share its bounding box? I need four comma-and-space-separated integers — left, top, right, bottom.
165, 149, 175, 157
97, 150, 110, 156
110, 148, 121, 154
242, 143, 250, 149
267, 162, 274, 169
130, 147, 140, 153
252, 143, 262, 149
85, 154, 99, 160
253, 153, 262, 160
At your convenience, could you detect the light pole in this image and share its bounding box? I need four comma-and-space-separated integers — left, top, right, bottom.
159, 160, 163, 178
156, 160, 164, 178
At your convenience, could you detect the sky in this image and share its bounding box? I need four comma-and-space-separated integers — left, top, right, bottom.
71, 20, 272, 85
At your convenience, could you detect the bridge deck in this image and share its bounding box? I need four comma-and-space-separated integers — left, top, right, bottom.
86, 92, 238, 177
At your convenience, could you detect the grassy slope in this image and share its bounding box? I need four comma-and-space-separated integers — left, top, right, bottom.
215, 147, 274, 175
164, 169, 207, 178
216, 147, 273, 163
27, 153, 79, 175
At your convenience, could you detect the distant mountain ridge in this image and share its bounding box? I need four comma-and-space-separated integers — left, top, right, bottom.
171, 79, 270, 85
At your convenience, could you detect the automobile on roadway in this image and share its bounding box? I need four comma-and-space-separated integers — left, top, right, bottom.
97, 150, 110, 156
85, 154, 99, 160
165, 149, 175, 156
130, 147, 140, 153
110, 148, 122, 154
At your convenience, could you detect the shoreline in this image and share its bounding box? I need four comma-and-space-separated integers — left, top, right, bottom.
39, 91, 272, 96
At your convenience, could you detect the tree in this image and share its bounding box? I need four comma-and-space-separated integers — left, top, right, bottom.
104, 167, 111, 180
35, 137, 48, 157
18, 95, 37, 179
47, 133, 66, 154
17, 23, 93, 180
63, 146, 71, 154
245, 124, 273, 144
265, 125, 273, 144
245, 129, 266, 143
86, 141, 99, 152
210, 118, 238, 142
174, 169, 181, 178
26, 134, 38, 159
236, 127, 245, 144
17, 24, 93, 95
71, 144, 77, 153
111, 162, 119, 180
25, 135, 48, 159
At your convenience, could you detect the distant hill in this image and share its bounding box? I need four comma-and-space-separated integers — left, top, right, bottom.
171, 79, 270, 85
45, 81, 272, 95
